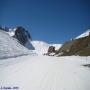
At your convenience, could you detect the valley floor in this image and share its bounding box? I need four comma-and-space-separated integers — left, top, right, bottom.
0, 55, 90, 90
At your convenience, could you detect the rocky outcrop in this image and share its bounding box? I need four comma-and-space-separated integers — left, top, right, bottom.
44, 46, 56, 56
56, 35, 90, 56
14, 26, 31, 45
48, 46, 56, 54
14, 26, 34, 50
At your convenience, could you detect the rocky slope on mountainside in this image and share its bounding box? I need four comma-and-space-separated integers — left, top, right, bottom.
56, 35, 90, 56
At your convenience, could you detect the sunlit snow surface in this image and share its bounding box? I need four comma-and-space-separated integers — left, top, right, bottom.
0, 56, 90, 90
0, 29, 90, 90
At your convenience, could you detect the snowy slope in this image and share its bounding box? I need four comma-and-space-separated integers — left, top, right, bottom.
31, 41, 49, 55
76, 29, 90, 39
0, 56, 90, 90
6, 29, 61, 54
6, 28, 35, 50
31, 40, 62, 55
25, 40, 35, 50
7, 28, 16, 36
0, 30, 34, 59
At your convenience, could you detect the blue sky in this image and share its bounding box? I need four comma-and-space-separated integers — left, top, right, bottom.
0, 0, 90, 43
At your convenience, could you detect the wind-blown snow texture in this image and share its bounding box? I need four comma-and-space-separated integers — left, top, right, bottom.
0, 30, 34, 59
76, 29, 90, 39
0, 56, 90, 90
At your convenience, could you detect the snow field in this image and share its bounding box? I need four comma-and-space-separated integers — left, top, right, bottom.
0, 56, 90, 90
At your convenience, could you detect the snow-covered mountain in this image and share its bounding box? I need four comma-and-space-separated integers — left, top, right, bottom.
31, 40, 62, 55
1, 27, 62, 55
0, 30, 34, 59
6, 27, 35, 50
75, 29, 90, 39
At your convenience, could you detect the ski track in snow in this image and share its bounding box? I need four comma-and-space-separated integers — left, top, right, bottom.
0, 56, 90, 90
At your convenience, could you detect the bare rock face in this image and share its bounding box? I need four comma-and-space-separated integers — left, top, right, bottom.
56, 35, 90, 56
15, 26, 31, 45
14, 26, 34, 50
43, 46, 56, 56
47, 46, 56, 55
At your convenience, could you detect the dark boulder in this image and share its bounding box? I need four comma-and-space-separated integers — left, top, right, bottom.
47, 46, 56, 55
43, 46, 56, 56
